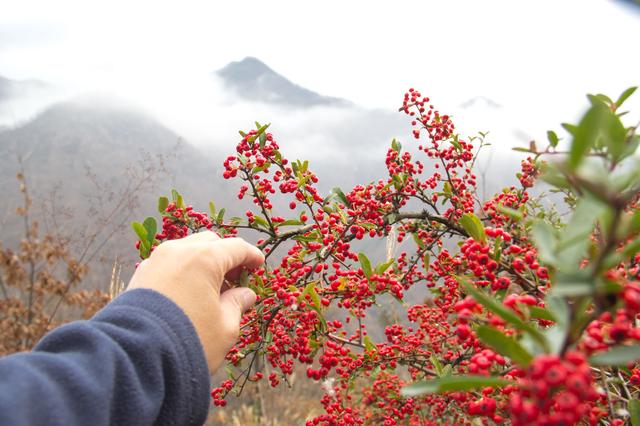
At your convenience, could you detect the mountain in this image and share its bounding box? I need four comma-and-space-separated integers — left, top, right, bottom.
0, 96, 237, 287
216, 57, 350, 108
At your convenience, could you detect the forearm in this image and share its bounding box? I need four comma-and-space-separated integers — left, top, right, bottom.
0, 289, 210, 426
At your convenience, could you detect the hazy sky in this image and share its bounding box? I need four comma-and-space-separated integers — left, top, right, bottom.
0, 0, 639, 146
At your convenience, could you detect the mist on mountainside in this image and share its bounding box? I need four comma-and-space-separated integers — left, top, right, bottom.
0, 57, 532, 293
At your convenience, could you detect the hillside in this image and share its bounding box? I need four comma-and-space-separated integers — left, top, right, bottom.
0, 96, 237, 287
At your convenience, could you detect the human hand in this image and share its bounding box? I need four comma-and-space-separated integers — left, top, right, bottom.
127, 232, 264, 372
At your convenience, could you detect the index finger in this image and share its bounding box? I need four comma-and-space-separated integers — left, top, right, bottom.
210, 238, 265, 276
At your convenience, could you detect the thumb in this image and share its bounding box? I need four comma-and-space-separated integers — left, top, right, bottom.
219, 287, 257, 321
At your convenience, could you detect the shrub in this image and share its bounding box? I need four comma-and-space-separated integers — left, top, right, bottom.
135, 86, 640, 425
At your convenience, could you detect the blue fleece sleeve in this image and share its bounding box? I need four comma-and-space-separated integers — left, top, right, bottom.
0, 289, 210, 426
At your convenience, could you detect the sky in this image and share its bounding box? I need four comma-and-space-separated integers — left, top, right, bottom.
0, 0, 639, 150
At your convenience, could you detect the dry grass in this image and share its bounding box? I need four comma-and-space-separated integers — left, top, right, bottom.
206, 369, 325, 425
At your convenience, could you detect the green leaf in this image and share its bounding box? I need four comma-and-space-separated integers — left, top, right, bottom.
401, 376, 512, 397
496, 204, 523, 221
459, 213, 486, 243
589, 345, 640, 366
363, 336, 375, 352
512, 147, 534, 153
391, 139, 402, 152
476, 325, 533, 366
301, 281, 323, 311
460, 277, 548, 351
528, 306, 556, 322
143, 217, 157, 244
412, 233, 425, 249
430, 355, 444, 376
616, 86, 637, 108
531, 220, 557, 266
545, 296, 569, 327
239, 269, 249, 287
358, 253, 373, 279
570, 103, 626, 168
293, 233, 319, 243
279, 219, 304, 227
547, 130, 559, 148
376, 258, 395, 274
332, 187, 350, 207
256, 122, 270, 136
555, 196, 608, 269
209, 201, 216, 217
553, 270, 595, 297
587, 94, 612, 107
217, 208, 226, 225
570, 104, 604, 168
259, 131, 267, 148
252, 215, 269, 229
132, 221, 148, 243
158, 196, 169, 213
562, 123, 579, 137
629, 399, 640, 426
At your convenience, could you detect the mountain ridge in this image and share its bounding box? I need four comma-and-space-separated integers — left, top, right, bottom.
216, 57, 350, 108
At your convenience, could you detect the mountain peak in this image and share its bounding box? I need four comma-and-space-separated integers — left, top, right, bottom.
215, 57, 349, 108
218, 57, 275, 80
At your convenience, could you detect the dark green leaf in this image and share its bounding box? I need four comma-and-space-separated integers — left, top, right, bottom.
332, 187, 350, 207
401, 376, 512, 397
589, 345, 640, 366
476, 325, 533, 366
547, 130, 559, 148
217, 208, 226, 225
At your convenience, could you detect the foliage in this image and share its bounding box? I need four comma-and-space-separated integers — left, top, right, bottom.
0, 173, 110, 354
135, 86, 640, 425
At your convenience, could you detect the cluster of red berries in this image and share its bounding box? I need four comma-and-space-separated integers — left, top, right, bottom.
508, 353, 600, 425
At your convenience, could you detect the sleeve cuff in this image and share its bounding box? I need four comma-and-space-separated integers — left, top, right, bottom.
97, 288, 210, 424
